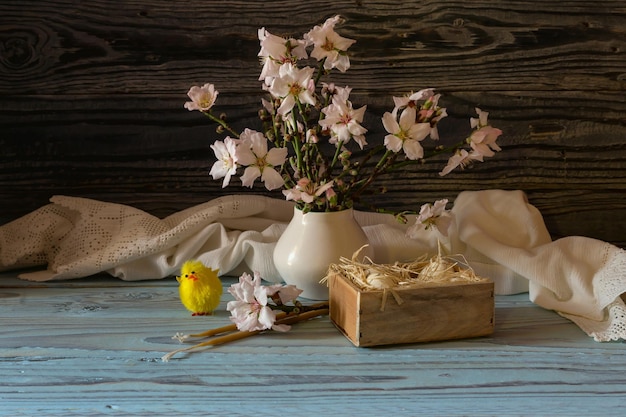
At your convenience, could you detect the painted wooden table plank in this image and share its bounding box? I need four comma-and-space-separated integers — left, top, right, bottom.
1, 272, 624, 416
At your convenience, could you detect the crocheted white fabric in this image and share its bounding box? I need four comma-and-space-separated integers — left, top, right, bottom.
1, 190, 624, 341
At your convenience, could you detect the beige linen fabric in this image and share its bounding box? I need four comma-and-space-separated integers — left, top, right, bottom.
1, 190, 624, 341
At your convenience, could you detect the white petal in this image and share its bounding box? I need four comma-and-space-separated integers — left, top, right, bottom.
258, 306, 277, 330
261, 168, 285, 190
277, 95, 296, 115
408, 123, 431, 142
352, 105, 367, 123
236, 146, 256, 166
384, 134, 403, 152
209, 160, 227, 180
403, 139, 424, 160
272, 323, 292, 332
382, 112, 399, 134
240, 166, 261, 187
266, 147, 288, 166
398, 107, 417, 130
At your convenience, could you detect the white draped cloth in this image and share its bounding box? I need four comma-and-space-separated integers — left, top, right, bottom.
1, 190, 625, 342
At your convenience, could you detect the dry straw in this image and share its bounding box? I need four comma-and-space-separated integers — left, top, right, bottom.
322, 244, 489, 311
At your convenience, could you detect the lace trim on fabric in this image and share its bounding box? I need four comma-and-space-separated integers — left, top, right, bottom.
563, 245, 626, 341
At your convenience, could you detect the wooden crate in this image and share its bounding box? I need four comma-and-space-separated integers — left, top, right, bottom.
328, 272, 495, 347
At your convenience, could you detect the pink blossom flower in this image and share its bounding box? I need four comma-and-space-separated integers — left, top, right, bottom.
236, 129, 287, 190
439, 149, 484, 176
283, 178, 335, 204
382, 107, 431, 160
258, 28, 308, 84
268, 63, 316, 115
306, 129, 319, 143
407, 199, 453, 237
304, 15, 356, 72
319, 86, 368, 149
469, 125, 503, 157
469, 108, 502, 156
391, 88, 435, 116
392, 89, 447, 140
209, 137, 239, 187
227, 272, 291, 332
274, 284, 303, 304
184, 83, 218, 112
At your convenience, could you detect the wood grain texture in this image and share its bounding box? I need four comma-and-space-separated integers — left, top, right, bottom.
1, 0, 625, 247
329, 273, 495, 347
1, 273, 625, 416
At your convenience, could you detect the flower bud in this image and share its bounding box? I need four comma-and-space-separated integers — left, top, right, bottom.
328, 193, 338, 208
306, 129, 319, 144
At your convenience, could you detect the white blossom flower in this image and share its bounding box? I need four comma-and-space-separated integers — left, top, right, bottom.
236, 128, 287, 190
382, 107, 431, 160
268, 63, 316, 115
319, 85, 368, 149
184, 83, 218, 112
304, 15, 355, 72
226, 272, 291, 332
407, 199, 452, 237
209, 137, 239, 187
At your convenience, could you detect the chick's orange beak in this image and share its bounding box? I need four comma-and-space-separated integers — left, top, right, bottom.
187, 274, 198, 281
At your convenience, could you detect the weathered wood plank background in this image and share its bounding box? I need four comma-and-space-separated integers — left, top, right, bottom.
1, 0, 625, 247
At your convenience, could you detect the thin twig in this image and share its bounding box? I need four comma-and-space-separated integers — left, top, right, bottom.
184, 302, 328, 340
162, 305, 329, 362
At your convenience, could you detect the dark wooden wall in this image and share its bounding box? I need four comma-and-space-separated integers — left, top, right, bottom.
1, 0, 625, 247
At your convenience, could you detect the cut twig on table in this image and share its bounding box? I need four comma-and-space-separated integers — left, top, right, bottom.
162, 303, 329, 362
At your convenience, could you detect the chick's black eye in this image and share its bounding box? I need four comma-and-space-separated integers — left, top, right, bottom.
184, 274, 188, 278
191, 271, 195, 274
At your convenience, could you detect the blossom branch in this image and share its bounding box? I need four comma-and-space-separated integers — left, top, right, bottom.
184, 15, 503, 216
202, 111, 240, 139
162, 302, 329, 362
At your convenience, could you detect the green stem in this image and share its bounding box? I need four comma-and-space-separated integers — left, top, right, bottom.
329, 140, 344, 170
290, 108, 304, 177
389, 140, 467, 171
313, 58, 327, 88
204, 112, 240, 138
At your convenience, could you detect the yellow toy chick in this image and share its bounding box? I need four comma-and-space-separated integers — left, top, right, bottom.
176, 260, 223, 316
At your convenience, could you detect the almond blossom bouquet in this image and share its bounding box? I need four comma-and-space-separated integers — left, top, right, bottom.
184, 15, 502, 226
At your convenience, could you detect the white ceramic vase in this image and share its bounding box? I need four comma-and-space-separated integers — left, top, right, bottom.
273, 207, 374, 300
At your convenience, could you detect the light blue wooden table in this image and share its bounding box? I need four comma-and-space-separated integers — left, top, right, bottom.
1, 271, 624, 416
